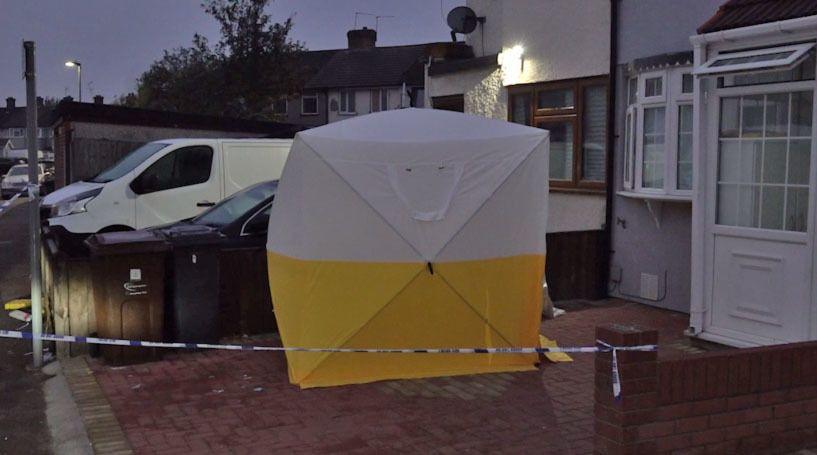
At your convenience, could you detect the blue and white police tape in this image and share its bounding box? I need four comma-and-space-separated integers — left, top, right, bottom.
0, 329, 656, 398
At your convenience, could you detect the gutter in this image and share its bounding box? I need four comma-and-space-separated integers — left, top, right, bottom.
690, 15, 817, 45
602, 0, 619, 299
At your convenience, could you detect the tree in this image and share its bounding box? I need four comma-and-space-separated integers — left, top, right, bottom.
119, 0, 304, 120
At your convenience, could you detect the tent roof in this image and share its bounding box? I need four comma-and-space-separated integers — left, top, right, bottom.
298, 108, 546, 144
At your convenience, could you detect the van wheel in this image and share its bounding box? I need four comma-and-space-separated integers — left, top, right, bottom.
98, 225, 134, 233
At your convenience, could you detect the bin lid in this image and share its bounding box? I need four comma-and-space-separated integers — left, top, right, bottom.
159, 224, 225, 247
86, 230, 171, 256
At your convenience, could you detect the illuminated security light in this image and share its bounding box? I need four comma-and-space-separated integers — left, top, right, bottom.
64, 60, 79, 68
499, 45, 525, 86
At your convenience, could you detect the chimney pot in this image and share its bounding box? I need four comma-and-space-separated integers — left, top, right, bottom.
347, 27, 377, 49
5, 97, 15, 109
93, 95, 104, 105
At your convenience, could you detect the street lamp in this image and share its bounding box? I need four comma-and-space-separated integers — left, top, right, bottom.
64, 60, 82, 102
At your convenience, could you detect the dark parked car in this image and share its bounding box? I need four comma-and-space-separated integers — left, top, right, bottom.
153, 179, 277, 245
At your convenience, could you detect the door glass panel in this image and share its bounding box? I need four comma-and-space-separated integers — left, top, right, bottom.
762, 140, 787, 184
537, 121, 573, 180
642, 106, 665, 189
760, 186, 785, 230
741, 95, 764, 138
720, 98, 740, 137
537, 88, 574, 111
716, 92, 813, 232
511, 92, 531, 125
765, 93, 789, 137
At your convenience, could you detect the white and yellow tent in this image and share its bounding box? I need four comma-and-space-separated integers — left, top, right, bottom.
267, 108, 549, 388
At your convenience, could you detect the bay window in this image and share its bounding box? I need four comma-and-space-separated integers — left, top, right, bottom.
622, 67, 693, 197
509, 76, 609, 190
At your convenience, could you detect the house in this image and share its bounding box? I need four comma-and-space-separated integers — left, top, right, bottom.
688, 0, 817, 346
278, 28, 470, 127
0, 96, 54, 161
49, 96, 299, 188
424, 0, 613, 301
609, 0, 724, 313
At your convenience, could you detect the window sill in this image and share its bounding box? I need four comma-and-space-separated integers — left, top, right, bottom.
617, 190, 691, 202
550, 187, 606, 196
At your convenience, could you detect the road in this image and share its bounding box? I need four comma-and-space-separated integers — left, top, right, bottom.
0, 199, 52, 455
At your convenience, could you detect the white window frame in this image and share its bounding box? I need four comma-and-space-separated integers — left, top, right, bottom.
695, 42, 815, 76
339, 89, 356, 115
301, 93, 318, 115
10, 128, 24, 138
625, 67, 694, 199
623, 105, 636, 190
370, 89, 389, 112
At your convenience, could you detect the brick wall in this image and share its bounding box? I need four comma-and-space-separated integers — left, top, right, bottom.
594, 324, 817, 454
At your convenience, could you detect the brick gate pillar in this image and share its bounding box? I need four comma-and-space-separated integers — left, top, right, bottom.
594, 324, 659, 455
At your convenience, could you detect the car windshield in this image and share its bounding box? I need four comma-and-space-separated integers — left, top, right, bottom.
89, 142, 169, 183
7, 166, 27, 176
193, 181, 277, 228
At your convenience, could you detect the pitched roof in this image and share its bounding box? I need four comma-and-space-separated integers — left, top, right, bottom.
48, 101, 301, 138
0, 105, 54, 128
305, 43, 448, 90
699, 0, 817, 33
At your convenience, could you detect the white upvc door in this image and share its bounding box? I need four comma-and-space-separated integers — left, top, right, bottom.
703, 80, 817, 346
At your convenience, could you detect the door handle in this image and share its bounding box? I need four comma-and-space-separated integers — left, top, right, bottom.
197, 201, 216, 207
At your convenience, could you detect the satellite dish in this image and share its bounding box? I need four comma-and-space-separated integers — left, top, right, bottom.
447, 6, 479, 35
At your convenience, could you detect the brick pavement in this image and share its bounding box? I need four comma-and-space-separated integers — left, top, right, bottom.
88, 300, 699, 454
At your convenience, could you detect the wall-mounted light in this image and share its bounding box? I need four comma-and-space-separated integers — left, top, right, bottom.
498, 45, 524, 86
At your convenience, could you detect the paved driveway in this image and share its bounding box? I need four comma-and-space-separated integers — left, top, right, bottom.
88, 301, 696, 454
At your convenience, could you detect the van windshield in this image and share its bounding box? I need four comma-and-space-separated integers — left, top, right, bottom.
88, 143, 169, 183
7, 166, 28, 176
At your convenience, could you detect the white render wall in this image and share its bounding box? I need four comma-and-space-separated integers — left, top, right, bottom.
427, 0, 611, 233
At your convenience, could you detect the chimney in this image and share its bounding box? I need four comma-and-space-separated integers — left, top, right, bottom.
347, 27, 377, 49
5, 97, 15, 109
36, 96, 44, 107
93, 95, 104, 105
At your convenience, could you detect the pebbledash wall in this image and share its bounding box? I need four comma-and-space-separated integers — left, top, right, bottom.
425, 0, 610, 300
595, 324, 817, 454
609, 0, 723, 313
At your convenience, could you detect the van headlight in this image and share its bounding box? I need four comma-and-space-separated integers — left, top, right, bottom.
50, 188, 102, 217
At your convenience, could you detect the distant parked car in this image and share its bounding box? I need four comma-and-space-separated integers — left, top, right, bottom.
1, 163, 45, 199
0, 157, 26, 181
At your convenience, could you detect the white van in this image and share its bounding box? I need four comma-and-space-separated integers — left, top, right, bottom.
42, 138, 292, 235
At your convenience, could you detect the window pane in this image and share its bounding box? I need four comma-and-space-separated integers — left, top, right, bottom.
786, 187, 809, 232
722, 49, 816, 88
538, 121, 573, 180
624, 112, 633, 185
302, 96, 317, 114
511, 93, 531, 125
740, 140, 763, 183
762, 140, 787, 184
789, 140, 811, 185
582, 85, 607, 182
717, 183, 739, 226
720, 97, 740, 137
628, 78, 637, 105
382, 90, 389, 110
760, 186, 785, 230
765, 93, 789, 137
710, 51, 795, 67
645, 77, 663, 97
741, 95, 764, 138
371, 90, 381, 112
677, 105, 693, 190
642, 107, 665, 189
737, 185, 760, 228
175, 146, 213, 187
537, 88, 574, 111
719, 140, 741, 182
681, 74, 694, 94
792, 91, 813, 137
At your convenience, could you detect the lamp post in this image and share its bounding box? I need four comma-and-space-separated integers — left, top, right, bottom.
64, 60, 82, 102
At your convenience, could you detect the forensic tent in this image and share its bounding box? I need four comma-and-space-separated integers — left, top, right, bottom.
266, 108, 549, 388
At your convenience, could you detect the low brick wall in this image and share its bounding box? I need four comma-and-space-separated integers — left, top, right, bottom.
594, 324, 817, 454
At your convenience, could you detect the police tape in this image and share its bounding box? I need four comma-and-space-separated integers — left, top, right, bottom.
0, 329, 655, 398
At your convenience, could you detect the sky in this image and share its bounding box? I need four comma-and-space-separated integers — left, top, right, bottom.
0, 0, 463, 104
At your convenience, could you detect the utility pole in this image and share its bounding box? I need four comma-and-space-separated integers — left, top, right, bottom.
23, 41, 43, 368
